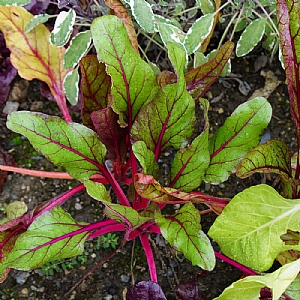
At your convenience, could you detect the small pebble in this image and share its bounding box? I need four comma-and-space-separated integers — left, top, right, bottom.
3, 101, 19, 114
120, 274, 130, 283
75, 203, 82, 210
103, 295, 113, 300
19, 288, 29, 297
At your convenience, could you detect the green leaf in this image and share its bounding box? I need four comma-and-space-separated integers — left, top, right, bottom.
205, 97, 272, 184
132, 141, 159, 177
6, 112, 106, 181
209, 184, 300, 271
25, 14, 51, 33
207, 49, 231, 76
84, 181, 150, 230
131, 43, 195, 153
64, 30, 92, 69
154, 15, 186, 51
196, 0, 215, 14
79, 55, 111, 128
125, 0, 155, 33
91, 15, 158, 126
63, 66, 79, 105
155, 202, 215, 271
215, 259, 300, 300
0, 0, 29, 5
184, 13, 215, 55
0, 206, 88, 274
236, 18, 267, 57
286, 274, 300, 300
170, 98, 210, 192
50, 9, 76, 47
236, 139, 292, 181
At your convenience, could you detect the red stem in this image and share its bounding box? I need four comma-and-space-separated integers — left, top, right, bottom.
139, 233, 157, 283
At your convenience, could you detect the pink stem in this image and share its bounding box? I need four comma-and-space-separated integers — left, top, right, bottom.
214, 251, 257, 275
0, 165, 107, 182
140, 233, 158, 283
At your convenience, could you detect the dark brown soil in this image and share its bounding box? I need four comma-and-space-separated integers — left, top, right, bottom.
0, 49, 292, 300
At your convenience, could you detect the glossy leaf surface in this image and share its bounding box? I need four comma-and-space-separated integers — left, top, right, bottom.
0, 206, 88, 276
91, 15, 158, 126
205, 97, 272, 184
7, 112, 106, 181
209, 184, 300, 271
156, 202, 215, 271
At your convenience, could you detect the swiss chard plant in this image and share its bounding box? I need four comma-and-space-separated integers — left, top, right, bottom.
0, 0, 299, 299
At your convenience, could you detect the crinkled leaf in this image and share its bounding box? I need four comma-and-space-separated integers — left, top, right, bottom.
177, 278, 206, 300
156, 70, 177, 88
276, 0, 300, 140
184, 13, 214, 55
185, 41, 234, 101
0, 201, 28, 225
236, 18, 267, 57
134, 174, 229, 214
126, 281, 167, 300
6, 111, 107, 181
63, 66, 79, 105
49, 9, 76, 47
236, 139, 292, 181
215, 259, 300, 300
84, 180, 149, 231
91, 15, 158, 126
80, 55, 111, 128
0, 206, 88, 276
90, 106, 127, 161
122, 0, 155, 33
170, 98, 210, 192
104, 0, 139, 53
205, 97, 272, 184
64, 30, 92, 69
0, 6, 70, 118
0, 0, 30, 4
209, 184, 300, 271
131, 43, 195, 154
25, 13, 51, 33
156, 203, 215, 270
132, 141, 159, 177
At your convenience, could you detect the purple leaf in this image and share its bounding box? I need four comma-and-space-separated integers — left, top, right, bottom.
24, 0, 50, 15
259, 286, 272, 300
177, 279, 207, 300
0, 32, 17, 104
126, 281, 167, 300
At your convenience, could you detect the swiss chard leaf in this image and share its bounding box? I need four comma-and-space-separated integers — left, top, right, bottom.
0, 6, 71, 120
205, 97, 272, 184
91, 15, 158, 127
185, 41, 234, 101
215, 259, 300, 300
170, 98, 210, 192
236, 139, 293, 181
6, 112, 107, 181
80, 55, 111, 129
0, 206, 88, 276
277, 0, 300, 140
84, 180, 150, 233
156, 202, 215, 271
209, 184, 300, 271
131, 43, 195, 155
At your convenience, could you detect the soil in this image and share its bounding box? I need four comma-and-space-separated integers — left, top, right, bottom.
0, 26, 294, 300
